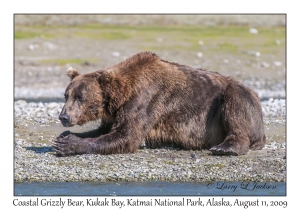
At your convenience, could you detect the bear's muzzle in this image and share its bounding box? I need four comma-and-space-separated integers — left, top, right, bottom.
59, 113, 71, 127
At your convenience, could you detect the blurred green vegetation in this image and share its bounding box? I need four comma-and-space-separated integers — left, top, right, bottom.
14, 24, 285, 56
41, 58, 98, 66
15, 31, 53, 39
15, 24, 285, 40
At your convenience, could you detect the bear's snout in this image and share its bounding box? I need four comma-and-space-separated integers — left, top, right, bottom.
59, 113, 71, 126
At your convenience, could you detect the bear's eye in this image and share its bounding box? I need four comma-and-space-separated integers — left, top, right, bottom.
64, 94, 69, 100
77, 95, 83, 102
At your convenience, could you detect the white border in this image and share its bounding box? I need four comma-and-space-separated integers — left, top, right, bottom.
3, 0, 297, 208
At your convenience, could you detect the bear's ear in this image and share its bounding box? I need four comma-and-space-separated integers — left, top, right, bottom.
66, 67, 80, 80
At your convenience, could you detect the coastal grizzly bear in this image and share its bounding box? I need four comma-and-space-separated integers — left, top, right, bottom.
54, 51, 265, 157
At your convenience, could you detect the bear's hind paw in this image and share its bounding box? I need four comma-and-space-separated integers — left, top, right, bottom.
209, 146, 239, 156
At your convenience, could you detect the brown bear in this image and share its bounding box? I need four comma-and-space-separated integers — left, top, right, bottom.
54, 51, 265, 157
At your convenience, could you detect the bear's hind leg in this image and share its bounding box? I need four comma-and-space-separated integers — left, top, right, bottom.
250, 135, 266, 150
210, 82, 260, 156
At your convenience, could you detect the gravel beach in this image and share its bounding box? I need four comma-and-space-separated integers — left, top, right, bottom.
14, 99, 286, 182
14, 15, 286, 183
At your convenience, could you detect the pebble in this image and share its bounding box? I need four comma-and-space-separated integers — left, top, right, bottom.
191, 154, 197, 159
111, 52, 120, 57
43, 42, 57, 51
250, 51, 261, 57
156, 38, 163, 42
196, 52, 203, 58
28, 44, 39, 51
198, 41, 204, 45
261, 62, 270, 68
249, 28, 259, 34
274, 61, 282, 66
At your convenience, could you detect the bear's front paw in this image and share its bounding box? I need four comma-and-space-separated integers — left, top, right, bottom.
53, 134, 83, 157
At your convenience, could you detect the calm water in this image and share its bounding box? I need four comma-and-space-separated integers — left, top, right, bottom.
15, 181, 285, 196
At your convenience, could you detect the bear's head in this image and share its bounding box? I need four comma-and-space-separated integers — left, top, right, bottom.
59, 67, 105, 127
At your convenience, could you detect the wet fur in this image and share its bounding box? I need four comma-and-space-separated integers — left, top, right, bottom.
54, 52, 265, 156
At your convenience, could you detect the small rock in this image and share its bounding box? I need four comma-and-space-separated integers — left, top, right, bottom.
28, 44, 39, 51
81, 61, 93, 66
251, 51, 261, 57
156, 38, 163, 42
223, 59, 229, 64
47, 102, 58, 109
197, 52, 203, 58
191, 153, 197, 159
43, 42, 56, 51
249, 28, 259, 34
38, 102, 44, 108
261, 62, 270, 68
28, 45, 34, 50
274, 61, 282, 66
111, 52, 120, 57
140, 141, 147, 149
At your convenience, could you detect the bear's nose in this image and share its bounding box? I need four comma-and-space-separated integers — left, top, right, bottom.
59, 114, 70, 123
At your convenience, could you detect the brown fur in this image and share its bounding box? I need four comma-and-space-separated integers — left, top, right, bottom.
54, 51, 265, 156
